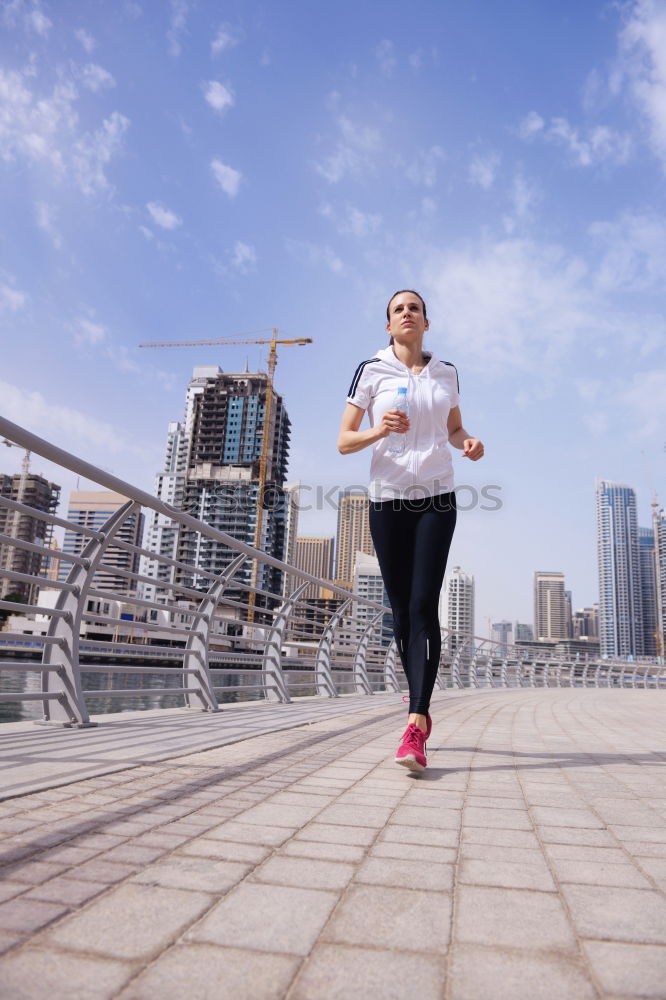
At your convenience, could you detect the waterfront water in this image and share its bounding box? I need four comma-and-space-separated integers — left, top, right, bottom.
0, 668, 311, 724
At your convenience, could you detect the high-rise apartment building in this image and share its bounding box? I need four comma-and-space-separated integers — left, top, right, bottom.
58, 491, 143, 594
142, 366, 291, 608
514, 622, 534, 642
534, 571, 568, 641
282, 482, 301, 598
139, 421, 189, 603
335, 489, 375, 590
443, 566, 475, 649
639, 525, 658, 657
572, 605, 599, 640
491, 620, 513, 655
653, 506, 666, 659
353, 551, 391, 644
293, 537, 334, 601
595, 479, 643, 658
0, 473, 61, 603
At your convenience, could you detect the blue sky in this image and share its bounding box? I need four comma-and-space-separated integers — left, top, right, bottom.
1, 0, 665, 636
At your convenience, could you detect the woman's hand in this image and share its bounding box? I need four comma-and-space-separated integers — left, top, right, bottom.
462, 438, 484, 460
379, 408, 410, 438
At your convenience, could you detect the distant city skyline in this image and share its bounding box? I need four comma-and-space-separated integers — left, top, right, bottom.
1, 1, 665, 633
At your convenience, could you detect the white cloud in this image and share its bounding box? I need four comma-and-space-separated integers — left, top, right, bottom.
72, 317, 106, 347
376, 39, 396, 77
230, 241, 257, 273
409, 50, 423, 71
621, 369, 666, 436
404, 145, 446, 187
615, 0, 666, 170
210, 158, 242, 197
139, 225, 154, 241
469, 151, 500, 190
167, 0, 189, 56
72, 110, 130, 196
0, 68, 129, 195
285, 239, 343, 274
147, 201, 182, 230
422, 237, 594, 373
35, 201, 61, 248
211, 24, 239, 56
204, 80, 234, 114
321, 203, 382, 238
315, 115, 382, 183
518, 111, 545, 137
28, 6, 51, 35
589, 210, 666, 292
519, 110, 631, 167
75, 28, 96, 53
0, 282, 27, 313
79, 63, 116, 92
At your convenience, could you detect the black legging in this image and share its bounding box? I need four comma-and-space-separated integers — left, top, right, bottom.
369, 492, 457, 715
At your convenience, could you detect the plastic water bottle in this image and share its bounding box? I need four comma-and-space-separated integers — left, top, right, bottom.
387, 386, 409, 454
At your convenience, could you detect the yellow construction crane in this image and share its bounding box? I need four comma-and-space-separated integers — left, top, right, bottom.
139, 329, 313, 620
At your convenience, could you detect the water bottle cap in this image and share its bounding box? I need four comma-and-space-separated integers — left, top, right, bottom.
397, 387, 407, 394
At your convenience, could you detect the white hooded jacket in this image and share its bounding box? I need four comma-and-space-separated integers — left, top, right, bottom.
346, 344, 460, 501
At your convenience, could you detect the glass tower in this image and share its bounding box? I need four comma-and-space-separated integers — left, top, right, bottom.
595, 479, 643, 658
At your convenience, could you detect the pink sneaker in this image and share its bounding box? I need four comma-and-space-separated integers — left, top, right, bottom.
401, 697, 432, 739
395, 723, 427, 771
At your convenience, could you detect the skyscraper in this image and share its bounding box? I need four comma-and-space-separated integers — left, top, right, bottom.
654, 506, 666, 659
572, 606, 599, 640
139, 421, 189, 603
595, 479, 643, 658
443, 566, 475, 649
353, 551, 391, 642
639, 525, 658, 657
293, 537, 334, 601
335, 489, 375, 590
534, 571, 568, 641
0, 473, 60, 603
143, 366, 291, 608
282, 481, 301, 598
58, 491, 143, 595
491, 620, 513, 655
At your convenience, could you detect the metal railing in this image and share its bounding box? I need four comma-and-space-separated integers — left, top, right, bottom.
0, 415, 663, 728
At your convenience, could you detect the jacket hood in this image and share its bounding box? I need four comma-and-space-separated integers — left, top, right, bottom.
375, 344, 437, 371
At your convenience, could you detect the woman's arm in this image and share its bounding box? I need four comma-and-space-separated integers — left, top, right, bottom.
447, 406, 484, 461
337, 402, 409, 455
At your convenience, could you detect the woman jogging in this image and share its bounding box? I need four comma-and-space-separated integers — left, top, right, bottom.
337, 290, 484, 771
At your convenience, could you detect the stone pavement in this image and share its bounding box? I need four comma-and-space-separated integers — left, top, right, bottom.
0, 688, 665, 1000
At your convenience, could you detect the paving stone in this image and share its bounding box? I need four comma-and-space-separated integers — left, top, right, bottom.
463, 806, 533, 830
449, 944, 596, 1000
391, 805, 461, 830
65, 859, 137, 884
254, 855, 355, 890
544, 843, 629, 863
370, 841, 456, 864
538, 826, 617, 847
43, 883, 212, 960
610, 825, 666, 844
356, 856, 453, 891
0, 930, 23, 955
0, 946, 133, 1000
561, 884, 666, 943
531, 806, 605, 829
323, 884, 451, 952
461, 827, 539, 849
188, 882, 337, 955
0, 897, 69, 934
3, 860, 68, 885
282, 839, 366, 863
549, 857, 652, 888
25, 877, 107, 906
131, 856, 250, 893
100, 843, 167, 865
296, 823, 377, 846
459, 857, 556, 891
178, 838, 271, 864
205, 820, 296, 846
289, 943, 445, 1000
0, 881, 27, 904
115, 944, 299, 1000
382, 824, 459, 848
235, 801, 324, 828
315, 803, 393, 828
455, 885, 577, 951
582, 940, 666, 998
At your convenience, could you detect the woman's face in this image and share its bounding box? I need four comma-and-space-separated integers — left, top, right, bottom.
386, 292, 429, 342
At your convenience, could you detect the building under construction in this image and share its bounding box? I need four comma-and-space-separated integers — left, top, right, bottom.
0, 473, 60, 604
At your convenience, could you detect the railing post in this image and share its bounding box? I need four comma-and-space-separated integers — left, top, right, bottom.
39, 500, 142, 727
261, 582, 310, 702
500, 658, 508, 687
383, 639, 402, 693
314, 598, 350, 697
182, 553, 247, 712
352, 611, 379, 695
449, 637, 469, 689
